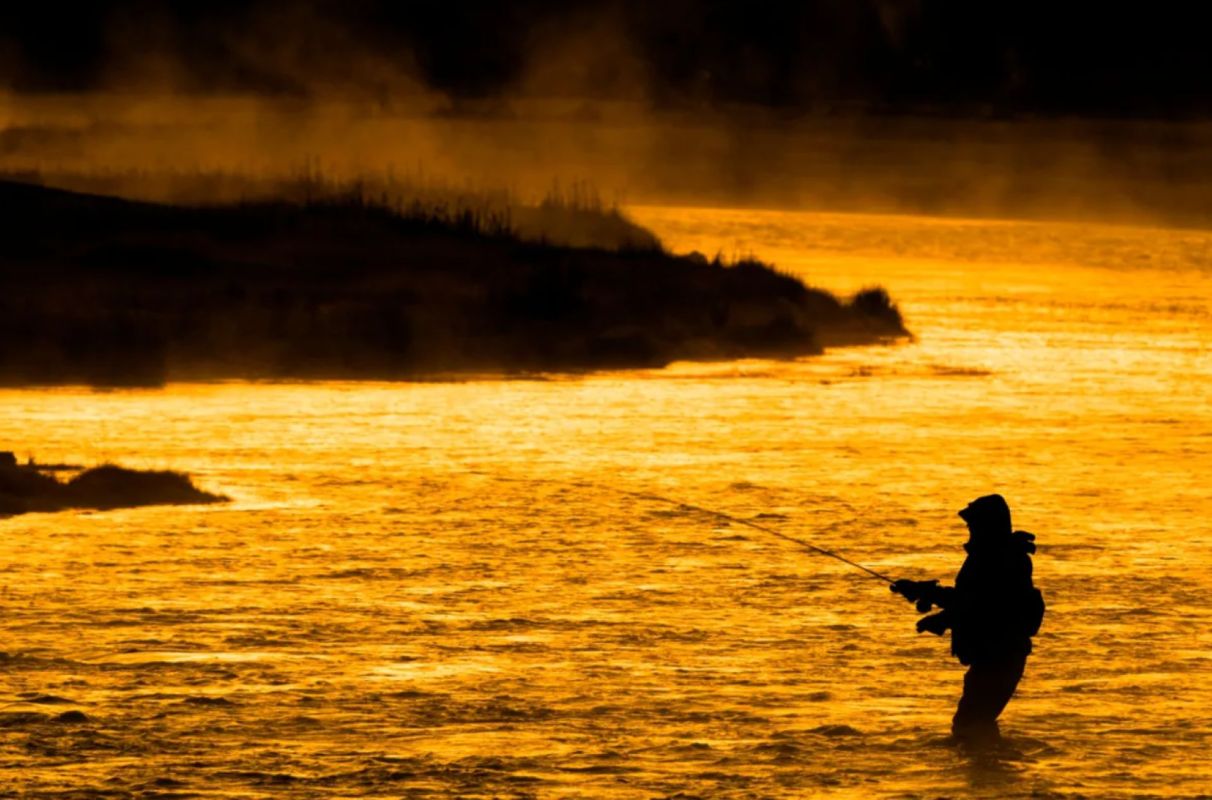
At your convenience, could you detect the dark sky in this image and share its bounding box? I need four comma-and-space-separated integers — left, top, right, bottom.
3, 1, 1212, 118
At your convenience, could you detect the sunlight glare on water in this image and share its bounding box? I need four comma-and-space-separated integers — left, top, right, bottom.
0, 208, 1209, 798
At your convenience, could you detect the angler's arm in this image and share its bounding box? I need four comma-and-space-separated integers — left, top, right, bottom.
928, 584, 958, 609
916, 608, 952, 635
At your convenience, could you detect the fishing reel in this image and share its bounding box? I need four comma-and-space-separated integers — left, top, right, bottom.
891, 579, 940, 613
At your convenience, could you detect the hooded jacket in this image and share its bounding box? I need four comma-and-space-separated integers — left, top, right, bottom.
925, 495, 1046, 665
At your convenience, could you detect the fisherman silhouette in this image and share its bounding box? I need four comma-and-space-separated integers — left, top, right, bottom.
892, 494, 1045, 746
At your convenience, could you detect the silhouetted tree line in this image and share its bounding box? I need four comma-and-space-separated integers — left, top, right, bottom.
5, 1, 1212, 118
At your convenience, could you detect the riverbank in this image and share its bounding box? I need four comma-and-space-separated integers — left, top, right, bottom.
0, 180, 907, 386
0, 452, 226, 516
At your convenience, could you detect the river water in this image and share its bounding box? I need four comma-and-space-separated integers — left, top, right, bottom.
0, 208, 1209, 798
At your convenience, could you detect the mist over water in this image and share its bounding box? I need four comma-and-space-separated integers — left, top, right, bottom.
9, 93, 1212, 227
0, 208, 1209, 797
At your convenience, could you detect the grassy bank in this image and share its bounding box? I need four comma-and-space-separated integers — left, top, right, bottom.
0, 455, 226, 516
0, 180, 907, 386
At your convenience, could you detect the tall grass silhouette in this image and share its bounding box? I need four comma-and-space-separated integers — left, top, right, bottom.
1, 165, 660, 251
0, 179, 907, 386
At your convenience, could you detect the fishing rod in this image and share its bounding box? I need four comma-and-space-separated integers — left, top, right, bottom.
621, 488, 896, 585
495, 474, 895, 585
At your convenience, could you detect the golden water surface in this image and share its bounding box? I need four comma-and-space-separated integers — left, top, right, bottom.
1, 208, 1209, 798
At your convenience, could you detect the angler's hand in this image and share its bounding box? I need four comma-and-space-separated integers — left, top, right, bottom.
892, 579, 936, 600
892, 579, 940, 612
916, 613, 950, 636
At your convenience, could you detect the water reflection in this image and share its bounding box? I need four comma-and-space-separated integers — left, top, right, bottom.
0, 209, 1208, 797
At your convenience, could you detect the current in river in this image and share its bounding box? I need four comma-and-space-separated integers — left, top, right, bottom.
0, 207, 1209, 798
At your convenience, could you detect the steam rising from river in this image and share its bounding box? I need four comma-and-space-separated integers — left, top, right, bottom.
6, 2, 1212, 225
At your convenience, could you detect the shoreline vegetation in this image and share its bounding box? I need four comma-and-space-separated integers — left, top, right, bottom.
0, 177, 908, 387
0, 452, 227, 517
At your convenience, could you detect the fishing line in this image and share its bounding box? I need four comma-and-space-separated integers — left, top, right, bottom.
491, 474, 895, 585
620, 488, 895, 584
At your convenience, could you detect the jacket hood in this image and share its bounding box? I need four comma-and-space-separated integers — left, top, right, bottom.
959, 494, 1012, 537
1011, 530, 1037, 554
965, 529, 1037, 555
